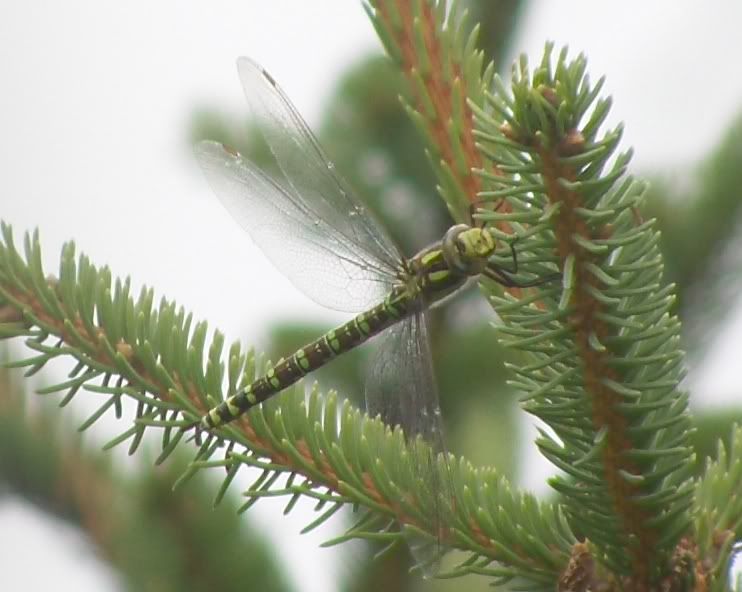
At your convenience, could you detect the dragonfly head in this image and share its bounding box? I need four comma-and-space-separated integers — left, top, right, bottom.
442, 224, 496, 275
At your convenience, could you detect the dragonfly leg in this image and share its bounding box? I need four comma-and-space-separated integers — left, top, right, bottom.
484, 233, 522, 277
470, 202, 522, 274
484, 263, 561, 288
182, 419, 204, 445
487, 233, 563, 287
501, 236, 520, 274
484, 265, 523, 287
469, 198, 507, 227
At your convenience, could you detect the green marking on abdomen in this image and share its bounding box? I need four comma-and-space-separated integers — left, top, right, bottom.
325, 330, 341, 354
294, 349, 311, 372
267, 367, 281, 389
200, 290, 418, 429
428, 270, 451, 283
226, 396, 240, 416
383, 298, 400, 318
354, 312, 371, 335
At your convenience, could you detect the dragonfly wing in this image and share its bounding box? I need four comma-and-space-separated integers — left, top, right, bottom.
365, 311, 451, 572
196, 140, 396, 313
222, 57, 403, 299
366, 311, 445, 448
236, 58, 402, 274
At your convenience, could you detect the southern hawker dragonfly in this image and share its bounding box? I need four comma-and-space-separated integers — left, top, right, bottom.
194, 57, 550, 566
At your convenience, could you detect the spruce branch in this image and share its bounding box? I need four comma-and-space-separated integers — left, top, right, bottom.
473, 45, 695, 589
0, 223, 573, 587
365, 0, 500, 219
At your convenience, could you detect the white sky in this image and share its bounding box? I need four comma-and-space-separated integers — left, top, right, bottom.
2, 2, 742, 591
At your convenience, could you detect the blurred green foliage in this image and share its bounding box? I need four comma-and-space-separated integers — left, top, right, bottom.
0, 362, 293, 592
647, 114, 742, 361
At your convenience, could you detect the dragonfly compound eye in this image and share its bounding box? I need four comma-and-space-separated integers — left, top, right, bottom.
458, 228, 495, 259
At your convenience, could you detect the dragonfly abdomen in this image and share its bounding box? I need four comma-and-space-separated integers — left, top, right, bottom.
201, 288, 416, 429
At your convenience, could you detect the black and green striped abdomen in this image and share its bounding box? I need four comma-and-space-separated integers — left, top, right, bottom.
198, 226, 489, 430
202, 288, 415, 428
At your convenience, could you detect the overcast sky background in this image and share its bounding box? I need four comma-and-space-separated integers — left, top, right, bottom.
2, 2, 742, 590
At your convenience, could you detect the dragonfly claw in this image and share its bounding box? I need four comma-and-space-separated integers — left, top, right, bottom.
182, 418, 205, 445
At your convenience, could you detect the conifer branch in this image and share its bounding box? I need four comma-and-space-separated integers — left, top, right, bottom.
473, 45, 694, 589
365, 0, 501, 219
0, 224, 573, 587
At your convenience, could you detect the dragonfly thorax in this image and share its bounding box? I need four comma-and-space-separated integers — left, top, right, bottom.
442, 224, 496, 276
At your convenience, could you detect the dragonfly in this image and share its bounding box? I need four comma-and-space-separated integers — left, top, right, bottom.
194, 57, 548, 564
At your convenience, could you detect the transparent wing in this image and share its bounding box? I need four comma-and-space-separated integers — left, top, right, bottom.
366, 312, 445, 448
196, 141, 396, 312
236, 58, 401, 275
365, 311, 452, 572
195, 57, 404, 312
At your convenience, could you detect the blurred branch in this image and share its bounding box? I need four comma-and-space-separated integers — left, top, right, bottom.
0, 357, 293, 592
462, 0, 526, 65
647, 113, 742, 357
365, 0, 501, 220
